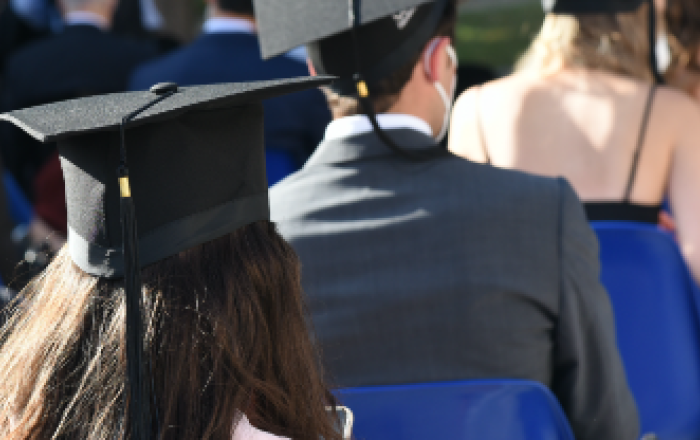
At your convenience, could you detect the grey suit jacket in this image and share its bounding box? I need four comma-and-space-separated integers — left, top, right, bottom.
270, 128, 639, 440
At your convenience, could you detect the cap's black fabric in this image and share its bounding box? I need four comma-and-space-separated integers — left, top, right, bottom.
0, 77, 332, 143
307, 1, 449, 95
542, 0, 644, 13
0, 77, 333, 278
254, 0, 434, 58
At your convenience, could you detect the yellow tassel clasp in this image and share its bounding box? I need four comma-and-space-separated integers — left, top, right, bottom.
119, 177, 132, 198
356, 80, 369, 98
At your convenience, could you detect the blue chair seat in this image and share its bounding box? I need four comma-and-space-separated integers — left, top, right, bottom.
335, 379, 574, 440
594, 222, 700, 439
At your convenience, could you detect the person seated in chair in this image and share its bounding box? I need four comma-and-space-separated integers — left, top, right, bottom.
0, 77, 345, 440
255, 0, 640, 438
449, 0, 700, 284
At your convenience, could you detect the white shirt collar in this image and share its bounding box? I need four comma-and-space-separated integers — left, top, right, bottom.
203, 17, 256, 35
324, 114, 433, 141
139, 0, 164, 31
64, 11, 108, 30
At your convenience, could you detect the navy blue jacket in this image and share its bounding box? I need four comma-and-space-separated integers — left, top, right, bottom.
129, 32, 331, 177
0, 24, 158, 197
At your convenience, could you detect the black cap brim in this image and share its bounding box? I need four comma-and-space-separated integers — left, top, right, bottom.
542, 0, 645, 13
254, 0, 434, 58
0, 76, 334, 143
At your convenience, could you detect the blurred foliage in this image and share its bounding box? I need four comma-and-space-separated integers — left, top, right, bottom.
455, 2, 544, 71
196, 0, 207, 19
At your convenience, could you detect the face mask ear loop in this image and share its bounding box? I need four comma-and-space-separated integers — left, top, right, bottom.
348, 0, 429, 161
425, 40, 458, 142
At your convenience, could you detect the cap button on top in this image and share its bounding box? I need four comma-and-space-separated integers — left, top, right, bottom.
150, 82, 179, 95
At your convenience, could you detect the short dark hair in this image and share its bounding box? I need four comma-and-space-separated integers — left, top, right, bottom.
218, 0, 254, 16
326, 1, 457, 118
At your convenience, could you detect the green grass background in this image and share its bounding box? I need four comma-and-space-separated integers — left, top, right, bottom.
456, 2, 544, 71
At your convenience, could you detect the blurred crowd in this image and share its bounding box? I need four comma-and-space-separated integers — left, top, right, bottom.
0, 0, 697, 438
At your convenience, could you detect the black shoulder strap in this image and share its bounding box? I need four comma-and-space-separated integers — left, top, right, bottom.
624, 85, 656, 201
475, 86, 492, 165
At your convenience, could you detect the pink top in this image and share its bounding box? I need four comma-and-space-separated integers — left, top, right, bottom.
232, 415, 291, 440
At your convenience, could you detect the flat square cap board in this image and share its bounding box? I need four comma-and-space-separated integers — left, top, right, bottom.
0, 76, 334, 278
254, 0, 434, 58
542, 0, 645, 13
0, 77, 332, 143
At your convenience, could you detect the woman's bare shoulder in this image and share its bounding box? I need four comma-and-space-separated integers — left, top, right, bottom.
649, 85, 700, 138
655, 85, 700, 113
454, 74, 532, 109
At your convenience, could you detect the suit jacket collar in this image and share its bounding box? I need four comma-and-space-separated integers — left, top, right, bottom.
63, 23, 105, 34
196, 31, 258, 46
305, 128, 440, 166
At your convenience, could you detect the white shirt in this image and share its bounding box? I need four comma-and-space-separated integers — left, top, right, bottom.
324, 113, 433, 142
139, 0, 164, 31
64, 10, 108, 30
201, 16, 310, 64
232, 414, 289, 440
203, 17, 256, 35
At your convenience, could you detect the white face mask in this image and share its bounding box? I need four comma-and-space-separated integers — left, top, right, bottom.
424, 39, 459, 143
656, 33, 672, 74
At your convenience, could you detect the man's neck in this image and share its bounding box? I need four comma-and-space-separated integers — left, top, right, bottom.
385, 100, 437, 137
203, 14, 256, 34
211, 9, 255, 23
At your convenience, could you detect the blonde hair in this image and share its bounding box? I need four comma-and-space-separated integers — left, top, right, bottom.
516, 6, 652, 81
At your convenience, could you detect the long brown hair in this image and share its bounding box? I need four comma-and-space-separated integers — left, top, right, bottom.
0, 221, 341, 440
665, 0, 700, 95
667, 0, 700, 69
517, 5, 652, 81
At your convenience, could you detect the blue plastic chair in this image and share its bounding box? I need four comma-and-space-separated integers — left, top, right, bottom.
593, 222, 700, 439
334, 380, 574, 440
266, 150, 297, 186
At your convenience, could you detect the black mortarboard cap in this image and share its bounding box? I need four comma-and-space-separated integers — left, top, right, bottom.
542, 0, 644, 13
0, 76, 333, 440
256, 0, 434, 58
0, 77, 332, 277
255, 0, 450, 163
255, 0, 450, 96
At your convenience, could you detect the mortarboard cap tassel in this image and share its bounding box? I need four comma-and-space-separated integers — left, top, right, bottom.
119, 82, 178, 440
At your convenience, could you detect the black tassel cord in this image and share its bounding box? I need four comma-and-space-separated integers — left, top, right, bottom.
118, 85, 177, 440
348, 0, 444, 162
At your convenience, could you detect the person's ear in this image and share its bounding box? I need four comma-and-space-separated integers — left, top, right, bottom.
423, 37, 451, 83
56, 0, 67, 15
307, 58, 318, 76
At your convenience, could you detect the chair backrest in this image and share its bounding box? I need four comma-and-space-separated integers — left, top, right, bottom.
593, 222, 700, 439
334, 379, 574, 440
266, 150, 298, 186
